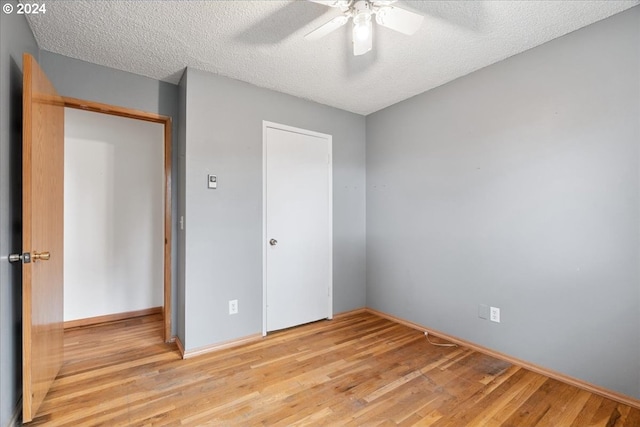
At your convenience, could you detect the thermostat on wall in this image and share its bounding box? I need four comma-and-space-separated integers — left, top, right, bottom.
208, 174, 217, 189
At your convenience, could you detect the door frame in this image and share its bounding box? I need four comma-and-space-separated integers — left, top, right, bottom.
63, 97, 173, 342
262, 121, 333, 336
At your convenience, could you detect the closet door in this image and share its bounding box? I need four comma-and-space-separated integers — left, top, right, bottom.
264, 122, 332, 333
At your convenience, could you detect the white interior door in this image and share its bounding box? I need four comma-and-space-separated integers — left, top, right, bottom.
264, 122, 332, 333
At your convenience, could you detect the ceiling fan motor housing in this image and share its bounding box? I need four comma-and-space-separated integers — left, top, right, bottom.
353, 0, 372, 16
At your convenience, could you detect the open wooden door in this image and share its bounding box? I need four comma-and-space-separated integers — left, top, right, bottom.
21, 53, 64, 422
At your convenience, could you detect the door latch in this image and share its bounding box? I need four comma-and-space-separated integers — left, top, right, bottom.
8, 252, 31, 263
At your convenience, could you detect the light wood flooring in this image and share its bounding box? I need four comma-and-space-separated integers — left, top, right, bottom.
27, 311, 640, 426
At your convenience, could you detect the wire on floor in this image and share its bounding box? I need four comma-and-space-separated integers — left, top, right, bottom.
424, 331, 457, 348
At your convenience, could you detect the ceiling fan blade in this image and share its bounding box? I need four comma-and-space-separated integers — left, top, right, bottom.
375, 6, 423, 35
305, 15, 349, 40
353, 19, 372, 56
307, 0, 350, 8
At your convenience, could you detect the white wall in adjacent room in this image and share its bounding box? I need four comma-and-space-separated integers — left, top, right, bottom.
64, 108, 164, 321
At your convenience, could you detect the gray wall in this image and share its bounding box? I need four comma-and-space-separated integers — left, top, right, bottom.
38, 51, 181, 338
0, 4, 39, 425
366, 7, 640, 398
181, 69, 366, 350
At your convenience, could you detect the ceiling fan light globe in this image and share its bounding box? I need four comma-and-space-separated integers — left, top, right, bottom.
353, 11, 371, 25
353, 11, 372, 40
353, 22, 370, 41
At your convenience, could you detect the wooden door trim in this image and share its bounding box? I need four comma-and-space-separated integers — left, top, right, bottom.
62, 97, 173, 342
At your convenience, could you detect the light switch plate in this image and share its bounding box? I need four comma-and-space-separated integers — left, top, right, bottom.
478, 304, 489, 320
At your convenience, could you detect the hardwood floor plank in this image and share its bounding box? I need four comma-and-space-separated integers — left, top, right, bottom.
616, 404, 640, 426
569, 394, 605, 427
462, 371, 547, 427
534, 387, 592, 426
25, 312, 640, 426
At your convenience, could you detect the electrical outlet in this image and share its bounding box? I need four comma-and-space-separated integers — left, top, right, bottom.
490, 306, 500, 323
229, 299, 238, 315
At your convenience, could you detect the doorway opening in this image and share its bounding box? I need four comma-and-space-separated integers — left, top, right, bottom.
63, 97, 172, 342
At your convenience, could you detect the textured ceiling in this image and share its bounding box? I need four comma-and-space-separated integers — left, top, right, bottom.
25, 1, 639, 115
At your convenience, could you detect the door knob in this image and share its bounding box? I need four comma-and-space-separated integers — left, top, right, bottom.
32, 251, 50, 261
269, 239, 278, 246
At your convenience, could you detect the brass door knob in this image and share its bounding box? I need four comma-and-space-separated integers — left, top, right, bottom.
33, 251, 50, 261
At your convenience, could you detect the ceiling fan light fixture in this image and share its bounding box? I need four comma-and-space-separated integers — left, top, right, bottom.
353, 12, 372, 41
375, 6, 391, 26
305, 0, 423, 55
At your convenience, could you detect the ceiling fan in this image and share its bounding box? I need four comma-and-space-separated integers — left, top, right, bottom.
305, 0, 424, 56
